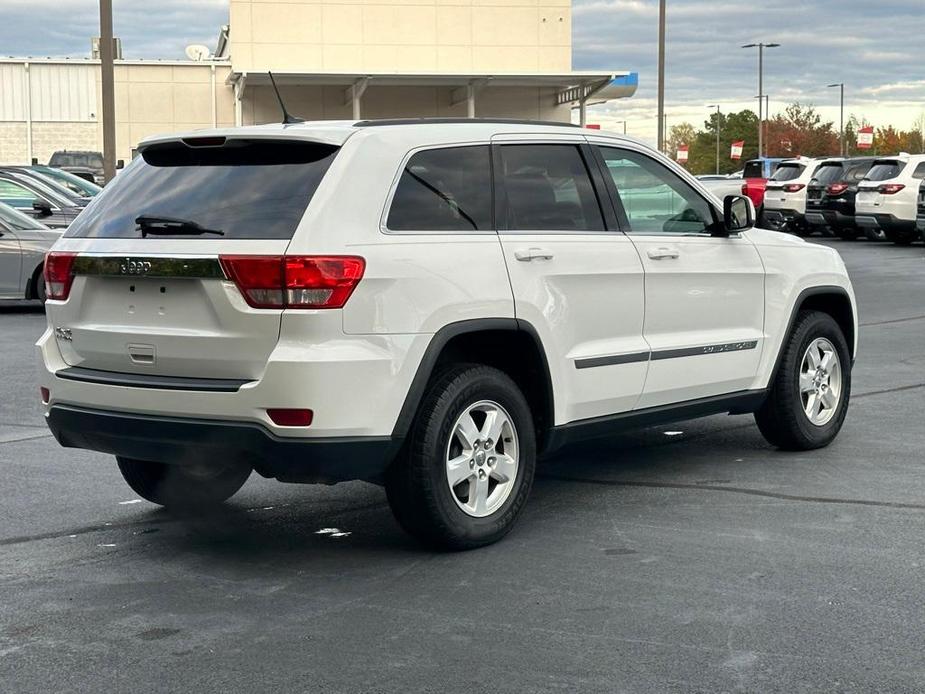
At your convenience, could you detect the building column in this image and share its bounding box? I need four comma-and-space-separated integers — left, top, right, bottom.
24, 62, 33, 164
350, 77, 369, 120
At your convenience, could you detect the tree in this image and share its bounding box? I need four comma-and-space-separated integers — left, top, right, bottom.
666, 122, 695, 164
764, 103, 838, 158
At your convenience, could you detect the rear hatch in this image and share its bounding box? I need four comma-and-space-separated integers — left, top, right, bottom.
47, 136, 340, 380
806, 162, 844, 209
857, 159, 906, 209
764, 162, 807, 209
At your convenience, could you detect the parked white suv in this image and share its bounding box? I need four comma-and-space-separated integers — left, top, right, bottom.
855, 153, 925, 245
38, 120, 857, 549
762, 157, 826, 236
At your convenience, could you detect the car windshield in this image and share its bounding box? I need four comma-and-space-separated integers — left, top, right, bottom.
770, 164, 805, 182
812, 164, 844, 184
865, 161, 906, 181
65, 139, 339, 239
0, 201, 46, 230
34, 167, 102, 196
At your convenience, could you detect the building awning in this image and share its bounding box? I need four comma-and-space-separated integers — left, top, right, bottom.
228, 70, 638, 122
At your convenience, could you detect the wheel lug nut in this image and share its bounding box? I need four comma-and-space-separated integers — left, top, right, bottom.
489, 457, 496, 466
478, 470, 486, 479
485, 439, 492, 449
469, 460, 475, 469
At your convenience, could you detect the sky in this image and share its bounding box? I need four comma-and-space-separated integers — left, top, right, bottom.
2, 0, 923, 145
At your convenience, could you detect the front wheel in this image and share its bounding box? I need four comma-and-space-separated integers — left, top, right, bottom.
116, 457, 251, 508
385, 365, 536, 550
755, 311, 851, 451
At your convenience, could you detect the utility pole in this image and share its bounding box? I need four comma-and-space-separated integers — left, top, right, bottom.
99, 0, 116, 184
707, 104, 721, 174
742, 42, 779, 158
828, 83, 845, 157
656, 0, 666, 152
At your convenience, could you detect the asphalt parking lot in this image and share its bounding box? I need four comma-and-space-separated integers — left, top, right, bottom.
2, 239, 925, 693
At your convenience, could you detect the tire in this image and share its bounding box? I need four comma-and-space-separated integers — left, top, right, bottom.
834, 226, 859, 241
864, 227, 887, 242
790, 222, 812, 238
116, 457, 251, 508
755, 311, 851, 451
885, 228, 918, 246
385, 364, 536, 550
32, 266, 47, 303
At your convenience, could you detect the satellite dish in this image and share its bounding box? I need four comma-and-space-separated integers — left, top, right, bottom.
185, 44, 210, 61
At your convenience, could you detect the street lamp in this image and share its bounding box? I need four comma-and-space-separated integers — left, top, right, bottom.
707, 104, 721, 174
828, 83, 845, 157
742, 42, 780, 157
656, 0, 666, 152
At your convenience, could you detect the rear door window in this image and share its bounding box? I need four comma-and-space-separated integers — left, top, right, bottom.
386, 146, 492, 231
64, 139, 339, 239
912, 162, 925, 180
0, 179, 43, 209
498, 144, 604, 231
866, 160, 906, 181
770, 164, 805, 182
812, 164, 844, 184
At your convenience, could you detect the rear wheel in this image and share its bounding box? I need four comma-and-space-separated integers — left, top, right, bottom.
32, 266, 47, 303
385, 364, 536, 550
885, 228, 918, 245
834, 226, 859, 241
755, 311, 851, 450
116, 457, 251, 508
864, 227, 887, 242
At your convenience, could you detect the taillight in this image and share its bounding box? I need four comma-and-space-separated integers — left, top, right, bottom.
219, 255, 365, 309
741, 184, 748, 195
879, 184, 906, 195
783, 184, 806, 193
44, 251, 78, 301
826, 182, 849, 195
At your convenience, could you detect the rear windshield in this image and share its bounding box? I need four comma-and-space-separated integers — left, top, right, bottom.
865, 160, 905, 181
770, 164, 805, 182
743, 161, 764, 179
64, 139, 338, 239
812, 163, 844, 184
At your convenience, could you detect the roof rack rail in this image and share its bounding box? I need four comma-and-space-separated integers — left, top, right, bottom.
353, 117, 582, 128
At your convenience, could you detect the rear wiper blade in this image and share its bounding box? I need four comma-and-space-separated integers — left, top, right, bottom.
135, 214, 224, 238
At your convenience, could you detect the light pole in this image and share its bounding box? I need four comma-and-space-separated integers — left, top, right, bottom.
707, 104, 721, 174
742, 42, 780, 158
99, 0, 116, 183
828, 82, 845, 157
656, 0, 666, 152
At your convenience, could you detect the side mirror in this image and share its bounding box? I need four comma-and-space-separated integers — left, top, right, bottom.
32, 199, 53, 217
722, 195, 753, 234
116, 159, 125, 169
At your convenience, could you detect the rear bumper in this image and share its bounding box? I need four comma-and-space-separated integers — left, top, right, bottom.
805, 208, 854, 228
762, 208, 803, 229
46, 404, 402, 484
855, 213, 915, 231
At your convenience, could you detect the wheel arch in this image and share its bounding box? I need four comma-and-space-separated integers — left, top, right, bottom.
26, 260, 44, 300
391, 318, 555, 452
769, 286, 856, 385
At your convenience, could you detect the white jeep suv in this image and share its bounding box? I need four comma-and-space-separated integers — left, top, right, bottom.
38, 120, 857, 549
855, 153, 925, 245
762, 157, 826, 236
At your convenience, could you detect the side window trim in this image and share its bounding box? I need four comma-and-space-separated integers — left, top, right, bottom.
493, 141, 618, 234
380, 142, 497, 235
594, 144, 723, 238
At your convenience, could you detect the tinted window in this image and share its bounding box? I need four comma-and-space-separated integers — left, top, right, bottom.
499, 145, 604, 231
812, 164, 844, 184
65, 140, 338, 239
386, 146, 492, 231
866, 160, 905, 181
743, 161, 764, 179
846, 162, 874, 181
912, 162, 925, 180
770, 164, 805, 182
599, 147, 715, 235
0, 179, 43, 208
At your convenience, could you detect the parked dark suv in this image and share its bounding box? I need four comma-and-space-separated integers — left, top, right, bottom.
48, 150, 104, 186
805, 157, 877, 240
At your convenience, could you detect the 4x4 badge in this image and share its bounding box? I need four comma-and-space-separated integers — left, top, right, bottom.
54, 327, 73, 342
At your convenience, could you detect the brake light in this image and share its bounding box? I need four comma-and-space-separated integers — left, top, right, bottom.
878, 183, 906, 195
44, 251, 78, 300
826, 182, 849, 195
783, 184, 806, 193
40, 387, 50, 404
219, 255, 365, 309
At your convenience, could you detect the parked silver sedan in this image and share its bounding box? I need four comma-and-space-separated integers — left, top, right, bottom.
0, 201, 61, 302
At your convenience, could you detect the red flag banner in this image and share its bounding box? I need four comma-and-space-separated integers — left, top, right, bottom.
857, 126, 874, 149
676, 144, 689, 163
730, 141, 745, 160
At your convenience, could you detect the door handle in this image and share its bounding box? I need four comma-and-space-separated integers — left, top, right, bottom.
514, 247, 554, 262
647, 247, 680, 260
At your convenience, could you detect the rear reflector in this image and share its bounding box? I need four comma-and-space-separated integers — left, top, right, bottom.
44, 251, 78, 301
40, 387, 50, 404
879, 183, 906, 195
826, 182, 849, 195
783, 183, 806, 193
266, 408, 314, 427
219, 255, 365, 309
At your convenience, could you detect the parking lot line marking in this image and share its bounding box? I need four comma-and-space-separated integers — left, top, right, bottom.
538, 474, 925, 511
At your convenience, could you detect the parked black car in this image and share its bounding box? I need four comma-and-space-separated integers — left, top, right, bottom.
0, 169, 86, 229
917, 180, 925, 236
805, 157, 879, 240
48, 150, 104, 186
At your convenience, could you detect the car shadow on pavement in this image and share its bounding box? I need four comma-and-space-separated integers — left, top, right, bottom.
0, 301, 44, 314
